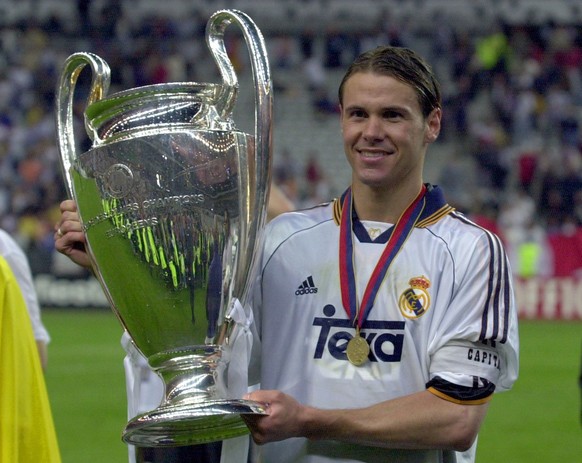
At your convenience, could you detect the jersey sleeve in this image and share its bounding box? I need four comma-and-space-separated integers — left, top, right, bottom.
428, 227, 519, 402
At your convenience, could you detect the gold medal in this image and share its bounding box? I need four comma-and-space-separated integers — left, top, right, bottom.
346, 329, 370, 366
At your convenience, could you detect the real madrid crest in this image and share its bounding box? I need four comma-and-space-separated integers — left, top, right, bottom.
398, 276, 431, 319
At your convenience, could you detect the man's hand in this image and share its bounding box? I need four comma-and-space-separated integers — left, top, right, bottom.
242, 390, 309, 445
54, 199, 92, 269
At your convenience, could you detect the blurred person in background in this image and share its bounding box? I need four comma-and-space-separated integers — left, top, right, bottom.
0, 248, 60, 462
0, 227, 50, 369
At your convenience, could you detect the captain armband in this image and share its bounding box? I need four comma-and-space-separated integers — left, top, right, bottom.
426, 375, 496, 405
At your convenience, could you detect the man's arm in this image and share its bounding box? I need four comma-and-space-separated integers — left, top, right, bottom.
36, 340, 48, 370
267, 183, 295, 221
243, 388, 489, 452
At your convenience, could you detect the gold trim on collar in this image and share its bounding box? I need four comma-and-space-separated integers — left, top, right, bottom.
416, 205, 455, 228
333, 198, 454, 228
333, 197, 342, 225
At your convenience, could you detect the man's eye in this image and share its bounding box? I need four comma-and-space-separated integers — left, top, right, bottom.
384, 110, 403, 119
351, 110, 366, 118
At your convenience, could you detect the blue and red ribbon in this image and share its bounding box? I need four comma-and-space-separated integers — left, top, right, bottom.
339, 185, 426, 328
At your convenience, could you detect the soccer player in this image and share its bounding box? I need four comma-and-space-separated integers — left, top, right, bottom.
241, 45, 519, 463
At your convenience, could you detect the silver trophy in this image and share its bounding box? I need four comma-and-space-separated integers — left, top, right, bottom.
55, 9, 271, 447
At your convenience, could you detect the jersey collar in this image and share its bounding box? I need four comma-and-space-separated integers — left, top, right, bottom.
333, 183, 454, 243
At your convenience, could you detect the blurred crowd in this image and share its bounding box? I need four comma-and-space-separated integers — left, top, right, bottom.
426, 17, 582, 279
0, 1, 581, 278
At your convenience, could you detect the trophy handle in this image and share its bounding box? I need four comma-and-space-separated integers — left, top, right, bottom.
207, 9, 273, 300
55, 52, 111, 197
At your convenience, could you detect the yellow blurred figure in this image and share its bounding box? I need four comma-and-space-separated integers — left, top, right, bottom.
0, 256, 61, 462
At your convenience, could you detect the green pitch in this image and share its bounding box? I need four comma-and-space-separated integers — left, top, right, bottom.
476, 320, 582, 462
44, 309, 127, 462
42, 310, 582, 462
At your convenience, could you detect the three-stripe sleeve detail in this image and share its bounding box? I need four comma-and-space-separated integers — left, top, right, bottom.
452, 212, 511, 345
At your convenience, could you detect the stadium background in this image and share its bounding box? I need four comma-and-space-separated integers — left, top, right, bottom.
0, 0, 580, 461
0, 0, 581, 318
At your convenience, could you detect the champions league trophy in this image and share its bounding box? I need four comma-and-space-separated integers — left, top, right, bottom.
55, 10, 271, 447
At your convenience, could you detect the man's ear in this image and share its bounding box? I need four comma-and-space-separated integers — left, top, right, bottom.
425, 107, 442, 143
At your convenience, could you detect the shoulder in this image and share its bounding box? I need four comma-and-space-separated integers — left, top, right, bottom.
417, 185, 503, 253
266, 201, 335, 236
425, 210, 511, 289
420, 209, 509, 280
427, 209, 504, 250
262, 201, 335, 252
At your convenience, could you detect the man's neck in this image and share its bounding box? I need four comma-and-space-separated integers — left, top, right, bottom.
351, 182, 424, 223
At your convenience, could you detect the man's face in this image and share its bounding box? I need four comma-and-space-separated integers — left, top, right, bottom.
340, 72, 441, 192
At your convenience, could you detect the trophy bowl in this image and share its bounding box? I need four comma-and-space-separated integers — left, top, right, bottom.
55, 9, 272, 447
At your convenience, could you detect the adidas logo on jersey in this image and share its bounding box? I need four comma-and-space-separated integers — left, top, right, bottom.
296, 276, 318, 295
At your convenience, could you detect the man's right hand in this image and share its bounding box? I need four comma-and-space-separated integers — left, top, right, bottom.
54, 199, 92, 269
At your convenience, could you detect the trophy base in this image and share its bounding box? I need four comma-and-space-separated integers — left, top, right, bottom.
122, 399, 266, 447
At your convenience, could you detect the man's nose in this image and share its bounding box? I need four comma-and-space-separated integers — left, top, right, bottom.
362, 117, 384, 141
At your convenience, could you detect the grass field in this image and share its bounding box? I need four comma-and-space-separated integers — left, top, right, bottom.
42, 309, 582, 462
44, 309, 128, 462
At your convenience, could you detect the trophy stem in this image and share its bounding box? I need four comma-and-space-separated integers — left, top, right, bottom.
152, 345, 223, 404
122, 346, 266, 447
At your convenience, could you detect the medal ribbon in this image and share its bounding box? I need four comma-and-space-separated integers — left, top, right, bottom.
339, 185, 427, 329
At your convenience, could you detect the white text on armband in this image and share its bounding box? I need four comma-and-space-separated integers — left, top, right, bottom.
467, 348, 501, 370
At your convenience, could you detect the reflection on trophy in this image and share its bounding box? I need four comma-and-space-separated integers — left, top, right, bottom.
55, 9, 271, 447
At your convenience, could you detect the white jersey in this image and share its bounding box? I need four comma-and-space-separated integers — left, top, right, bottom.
250, 185, 519, 463
0, 229, 50, 343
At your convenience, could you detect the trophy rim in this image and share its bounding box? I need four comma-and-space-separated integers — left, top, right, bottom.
85, 81, 225, 120
101, 81, 223, 99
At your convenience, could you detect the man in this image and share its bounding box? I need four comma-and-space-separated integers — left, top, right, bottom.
241, 46, 519, 463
